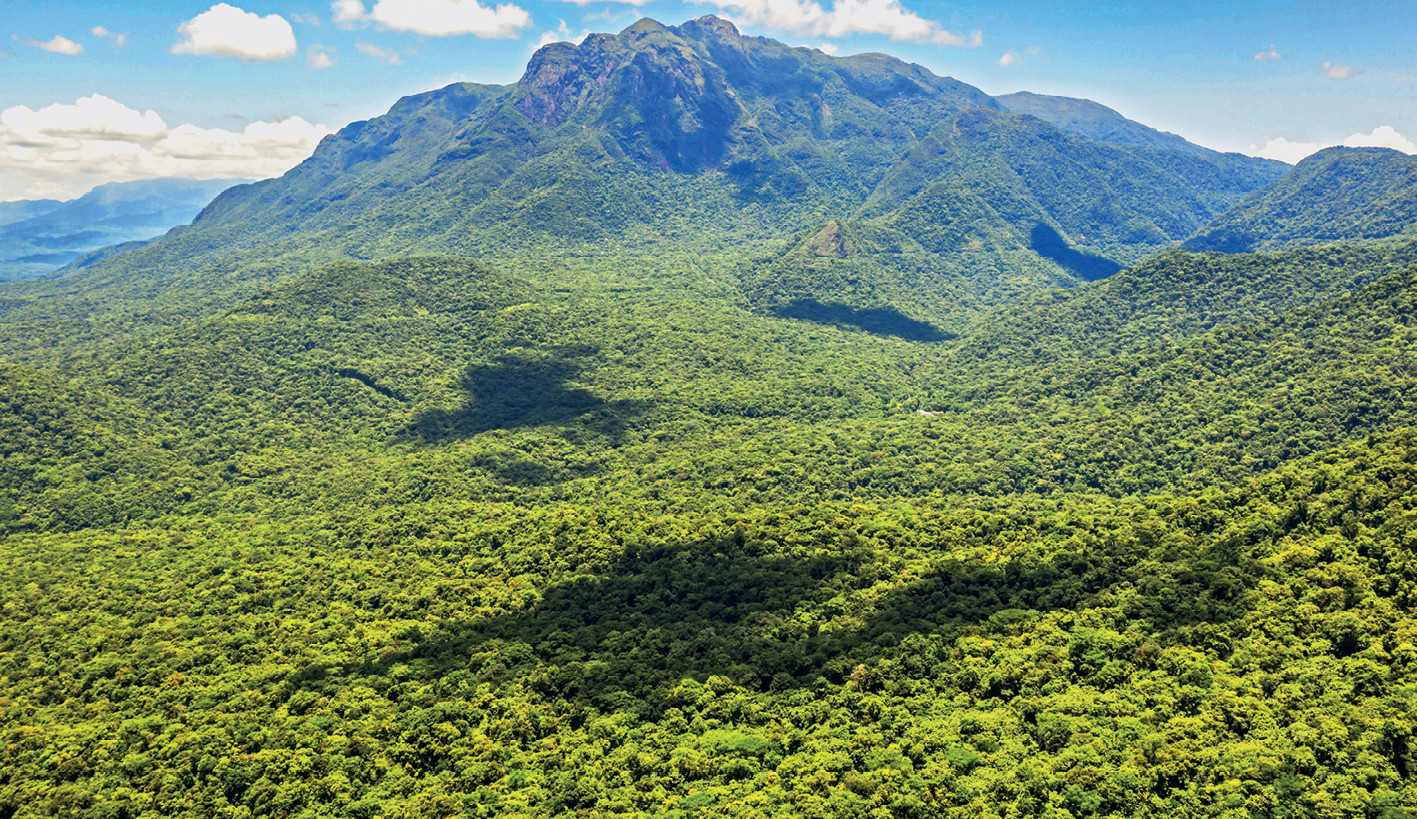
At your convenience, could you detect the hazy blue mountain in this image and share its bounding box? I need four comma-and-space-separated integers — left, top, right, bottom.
0, 199, 64, 228
0, 177, 248, 280
1183, 146, 1417, 252
994, 91, 1228, 157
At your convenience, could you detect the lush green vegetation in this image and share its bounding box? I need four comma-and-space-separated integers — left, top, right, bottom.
3, 15, 1417, 819
0, 16, 1280, 361
1185, 147, 1417, 253
4, 240, 1417, 816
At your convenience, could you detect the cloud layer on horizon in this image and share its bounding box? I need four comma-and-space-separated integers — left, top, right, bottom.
0, 95, 331, 201
1250, 126, 1416, 164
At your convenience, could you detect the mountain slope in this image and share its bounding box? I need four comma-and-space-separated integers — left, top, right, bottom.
0, 17, 1284, 358
995, 91, 1225, 156
1184, 146, 1417, 252
952, 239, 1417, 372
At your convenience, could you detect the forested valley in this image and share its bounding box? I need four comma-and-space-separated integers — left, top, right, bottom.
2, 15, 1416, 819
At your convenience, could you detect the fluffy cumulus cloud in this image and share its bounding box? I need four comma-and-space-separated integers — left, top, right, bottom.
333, 0, 531, 38
1343, 125, 1417, 153
0, 95, 332, 200
15, 35, 84, 55
1322, 60, 1356, 79
693, 0, 981, 45
1250, 126, 1416, 164
172, 4, 298, 60
1253, 44, 1280, 61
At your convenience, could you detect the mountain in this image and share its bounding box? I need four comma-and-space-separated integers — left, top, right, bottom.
1184, 146, 1417, 252
0, 198, 64, 227
0, 16, 1283, 354
994, 91, 1224, 156
0, 177, 248, 280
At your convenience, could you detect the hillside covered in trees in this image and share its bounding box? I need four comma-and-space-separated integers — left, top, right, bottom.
1, 14, 1416, 819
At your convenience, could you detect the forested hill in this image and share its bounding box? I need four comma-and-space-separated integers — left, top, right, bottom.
0, 15, 1285, 355
993, 91, 1221, 156
1184, 146, 1417, 252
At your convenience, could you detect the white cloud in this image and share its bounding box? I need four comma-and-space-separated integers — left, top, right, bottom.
307, 45, 336, 67
1253, 44, 1280, 61
0, 94, 332, 200
356, 42, 403, 63
1322, 60, 1356, 79
333, 0, 531, 38
998, 44, 1038, 67
91, 26, 129, 47
1343, 125, 1416, 153
1249, 136, 1321, 164
694, 0, 981, 46
172, 4, 298, 61
813, 43, 839, 54
332, 0, 368, 26
557, 0, 654, 6
290, 12, 323, 25
533, 19, 592, 50
1249, 126, 1415, 165
15, 35, 84, 55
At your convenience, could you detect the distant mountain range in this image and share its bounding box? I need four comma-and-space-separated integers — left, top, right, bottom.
9, 15, 1289, 344
0, 177, 248, 280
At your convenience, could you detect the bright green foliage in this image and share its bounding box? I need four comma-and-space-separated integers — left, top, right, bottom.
1, 16, 1415, 819
1185, 147, 1417, 253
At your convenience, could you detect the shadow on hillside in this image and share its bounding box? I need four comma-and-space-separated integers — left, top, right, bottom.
773, 299, 954, 342
1030, 223, 1123, 282
304, 515, 1268, 708
405, 346, 650, 443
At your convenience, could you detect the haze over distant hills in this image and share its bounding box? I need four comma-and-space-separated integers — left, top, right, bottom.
0, 177, 248, 281
993, 91, 1218, 156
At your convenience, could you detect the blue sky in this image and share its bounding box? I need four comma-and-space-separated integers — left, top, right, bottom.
3, 0, 1414, 200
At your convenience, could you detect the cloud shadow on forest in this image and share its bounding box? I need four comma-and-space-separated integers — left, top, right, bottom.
312, 517, 1270, 707
772, 299, 954, 342
405, 345, 651, 444
1030, 223, 1124, 282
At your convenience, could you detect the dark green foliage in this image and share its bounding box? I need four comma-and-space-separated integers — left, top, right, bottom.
1185, 147, 1417, 252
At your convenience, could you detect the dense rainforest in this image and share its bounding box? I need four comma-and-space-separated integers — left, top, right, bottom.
2, 14, 1416, 819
